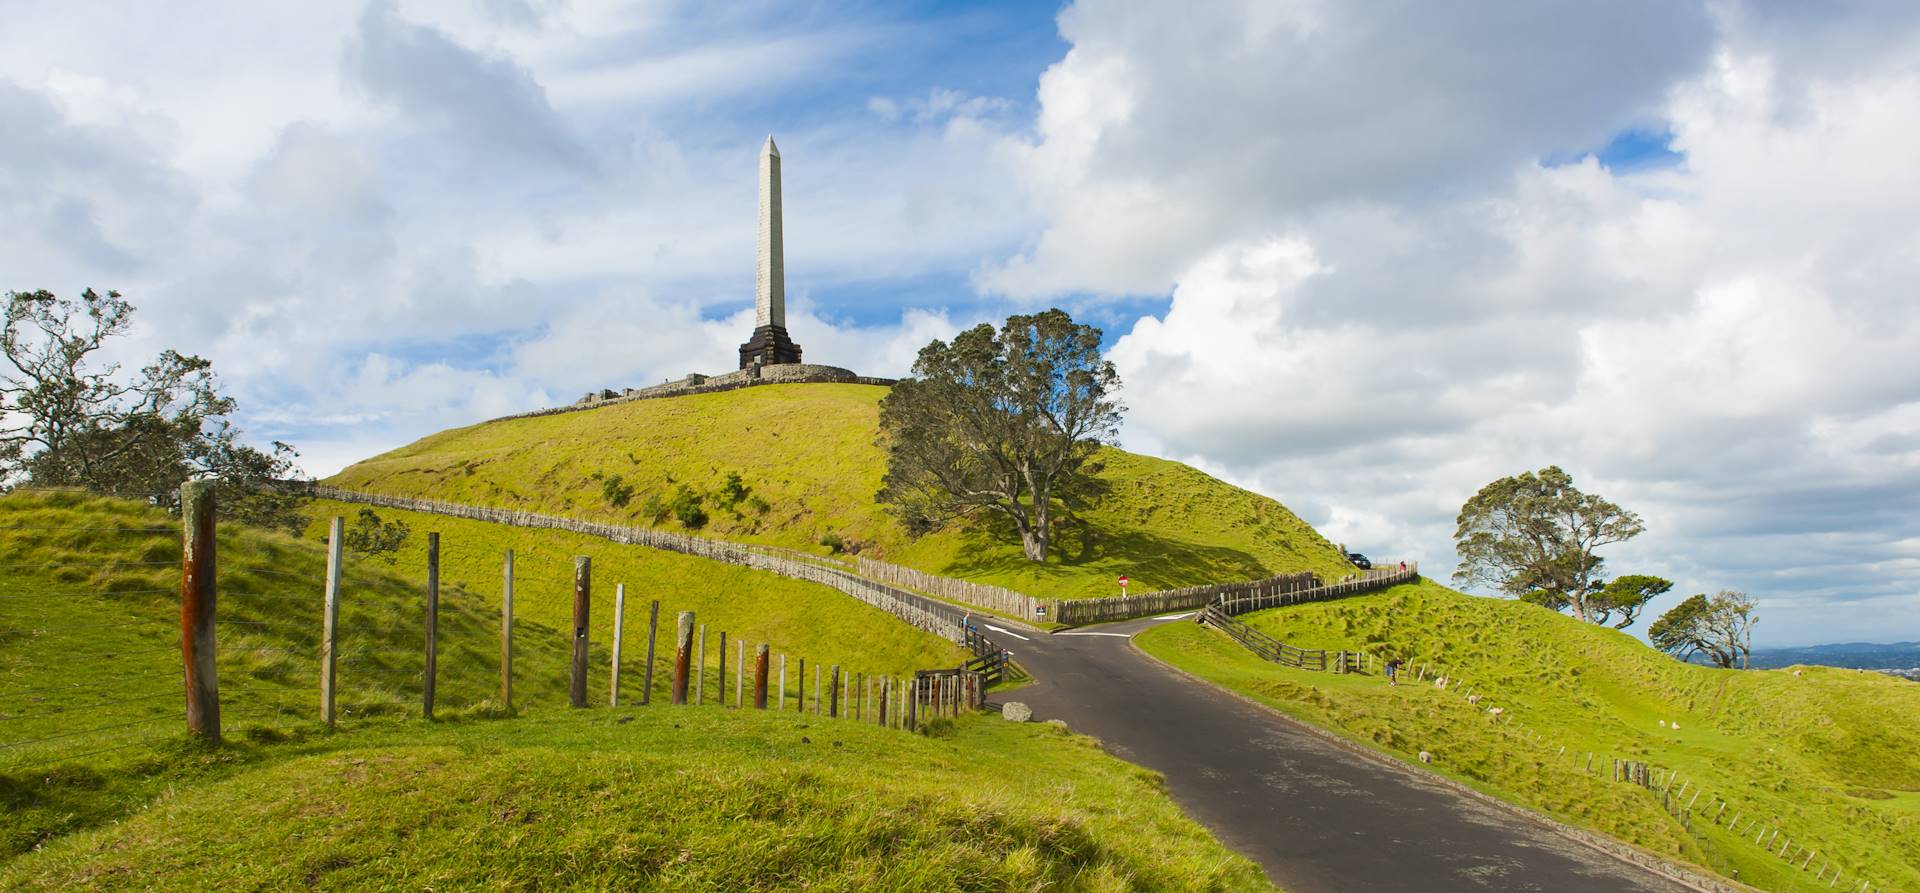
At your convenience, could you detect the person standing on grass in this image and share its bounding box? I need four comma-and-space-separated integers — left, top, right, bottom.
1384, 658, 1402, 686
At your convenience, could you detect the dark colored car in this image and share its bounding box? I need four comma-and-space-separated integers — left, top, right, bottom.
1347, 552, 1372, 570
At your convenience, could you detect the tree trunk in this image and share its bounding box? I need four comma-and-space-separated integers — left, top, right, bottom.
1020, 525, 1048, 562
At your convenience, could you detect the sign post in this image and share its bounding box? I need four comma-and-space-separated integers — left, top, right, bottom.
1118, 575, 1130, 596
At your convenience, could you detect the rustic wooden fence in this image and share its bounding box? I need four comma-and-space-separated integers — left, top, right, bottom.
1213, 564, 1418, 618
1197, 562, 1420, 673
303, 486, 963, 643
853, 558, 1039, 619
1047, 570, 1323, 625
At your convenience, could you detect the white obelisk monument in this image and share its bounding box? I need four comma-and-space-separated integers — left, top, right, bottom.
739, 135, 802, 367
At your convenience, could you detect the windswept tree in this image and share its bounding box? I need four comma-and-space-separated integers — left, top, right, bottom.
1, 288, 305, 531
876, 309, 1122, 562
1453, 466, 1646, 623
1649, 590, 1758, 668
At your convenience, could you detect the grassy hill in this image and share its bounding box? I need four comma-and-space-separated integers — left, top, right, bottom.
327, 383, 1355, 599
1137, 580, 1920, 893
0, 491, 1271, 891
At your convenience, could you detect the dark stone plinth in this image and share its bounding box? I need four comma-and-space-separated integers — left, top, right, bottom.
738, 324, 803, 368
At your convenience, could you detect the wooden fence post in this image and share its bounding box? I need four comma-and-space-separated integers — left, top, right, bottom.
905, 676, 917, 732
754, 644, 769, 709
671, 612, 694, 704
642, 600, 659, 705
570, 557, 591, 708
797, 657, 805, 712
424, 531, 440, 720
609, 582, 626, 706
180, 480, 220, 744
718, 631, 727, 707
696, 624, 707, 704
814, 664, 822, 715
736, 639, 745, 709
878, 678, 889, 727
779, 654, 787, 710
321, 516, 342, 729
501, 549, 514, 711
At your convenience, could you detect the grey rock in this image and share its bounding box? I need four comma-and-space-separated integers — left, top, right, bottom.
1001, 701, 1033, 722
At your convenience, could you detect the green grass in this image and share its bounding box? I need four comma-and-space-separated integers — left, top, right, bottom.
0, 490, 956, 857
1136, 579, 1920, 893
2, 700, 1271, 891
327, 383, 1355, 598
1, 491, 1272, 890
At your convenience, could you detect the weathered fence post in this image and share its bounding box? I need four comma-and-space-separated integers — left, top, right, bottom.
695, 624, 707, 704
424, 531, 440, 720
671, 612, 694, 704
878, 678, 889, 727
779, 654, 787, 710
642, 600, 659, 705
570, 557, 591, 708
717, 631, 728, 708
814, 664, 822, 715
736, 639, 745, 709
796, 657, 805, 712
754, 644, 769, 709
321, 516, 342, 729
501, 549, 514, 711
180, 480, 220, 744
609, 582, 626, 706
905, 676, 917, 732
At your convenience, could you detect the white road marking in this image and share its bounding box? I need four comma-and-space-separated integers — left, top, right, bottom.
1058, 631, 1133, 638
1151, 611, 1196, 621
984, 625, 1031, 641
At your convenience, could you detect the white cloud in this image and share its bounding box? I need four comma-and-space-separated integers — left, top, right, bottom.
1058, 2, 1920, 644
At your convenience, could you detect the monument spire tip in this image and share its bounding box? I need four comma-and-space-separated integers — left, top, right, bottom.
763, 134, 779, 157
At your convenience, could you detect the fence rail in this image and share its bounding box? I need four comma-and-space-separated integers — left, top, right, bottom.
1198, 562, 1420, 673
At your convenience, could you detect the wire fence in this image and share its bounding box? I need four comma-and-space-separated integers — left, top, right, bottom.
1, 493, 1007, 782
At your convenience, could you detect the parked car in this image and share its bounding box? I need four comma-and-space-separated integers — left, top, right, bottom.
1346, 552, 1372, 570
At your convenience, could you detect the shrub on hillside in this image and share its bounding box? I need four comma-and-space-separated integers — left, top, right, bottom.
601, 474, 634, 508
671, 485, 707, 529
640, 493, 670, 525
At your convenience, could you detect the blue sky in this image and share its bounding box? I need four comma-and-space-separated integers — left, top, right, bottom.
6, 1, 1920, 645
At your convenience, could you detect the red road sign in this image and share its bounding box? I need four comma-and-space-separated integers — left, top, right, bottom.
1118, 576, 1130, 587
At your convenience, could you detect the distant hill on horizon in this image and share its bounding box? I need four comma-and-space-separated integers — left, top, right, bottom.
1728, 641, 1920, 670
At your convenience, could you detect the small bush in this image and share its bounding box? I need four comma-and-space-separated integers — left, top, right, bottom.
601, 474, 635, 508
640, 493, 670, 525
820, 532, 846, 554
671, 485, 707, 529
718, 471, 750, 506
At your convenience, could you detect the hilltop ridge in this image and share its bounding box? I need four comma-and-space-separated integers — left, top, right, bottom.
330, 382, 1356, 599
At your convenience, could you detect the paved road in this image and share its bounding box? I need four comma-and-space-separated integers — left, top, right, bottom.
982, 614, 1698, 893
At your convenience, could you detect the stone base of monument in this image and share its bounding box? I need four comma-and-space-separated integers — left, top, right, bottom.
737, 324, 803, 369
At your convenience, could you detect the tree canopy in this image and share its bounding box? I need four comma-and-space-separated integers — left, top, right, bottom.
1, 289, 304, 531
876, 309, 1122, 562
1649, 590, 1758, 668
1453, 465, 1646, 623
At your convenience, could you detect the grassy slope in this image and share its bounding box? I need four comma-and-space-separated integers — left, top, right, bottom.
1136, 580, 1920, 893
1, 709, 1271, 892
328, 383, 1354, 598
0, 491, 952, 854
1, 492, 1271, 891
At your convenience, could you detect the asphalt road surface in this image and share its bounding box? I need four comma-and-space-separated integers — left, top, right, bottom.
984, 614, 1700, 893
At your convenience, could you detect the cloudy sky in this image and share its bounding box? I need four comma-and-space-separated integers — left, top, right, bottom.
6, 0, 1918, 645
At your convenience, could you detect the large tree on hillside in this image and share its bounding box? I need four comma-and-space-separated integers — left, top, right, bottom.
1453, 466, 1646, 623
1649, 590, 1758, 668
876, 309, 1122, 562
1, 288, 306, 531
